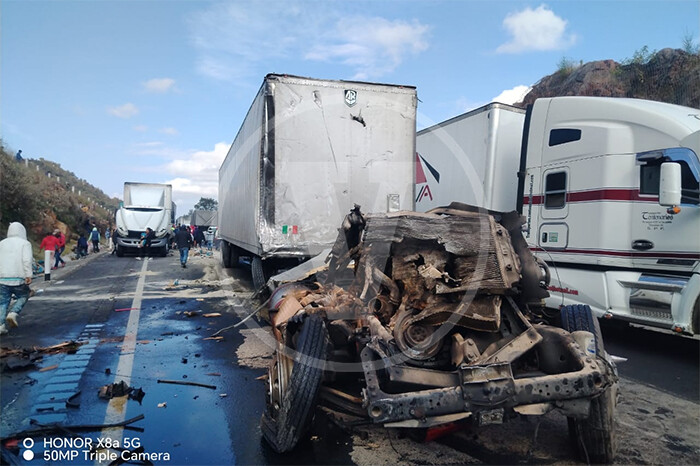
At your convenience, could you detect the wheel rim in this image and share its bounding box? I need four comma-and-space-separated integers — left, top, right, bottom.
269, 341, 294, 412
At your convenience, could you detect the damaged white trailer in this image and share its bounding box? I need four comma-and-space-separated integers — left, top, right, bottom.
218, 74, 417, 290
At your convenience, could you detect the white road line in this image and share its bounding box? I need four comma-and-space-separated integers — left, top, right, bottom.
97, 259, 148, 462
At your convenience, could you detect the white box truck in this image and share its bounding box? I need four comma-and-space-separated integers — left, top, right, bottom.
417, 97, 700, 336
219, 74, 417, 289
114, 182, 173, 257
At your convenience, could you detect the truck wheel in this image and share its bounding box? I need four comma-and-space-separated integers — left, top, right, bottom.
560, 304, 605, 356
221, 241, 232, 268
116, 245, 124, 257
251, 256, 267, 291
561, 304, 617, 463
568, 384, 617, 463
228, 245, 240, 269
261, 314, 327, 453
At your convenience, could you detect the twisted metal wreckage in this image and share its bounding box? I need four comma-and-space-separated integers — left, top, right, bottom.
260, 203, 619, 463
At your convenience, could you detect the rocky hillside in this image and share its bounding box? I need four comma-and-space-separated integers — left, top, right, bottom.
518, 48, 700, 108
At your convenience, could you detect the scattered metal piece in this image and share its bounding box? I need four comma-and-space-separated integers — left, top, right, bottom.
157, 379, 216, 390
65, 391, 81, 409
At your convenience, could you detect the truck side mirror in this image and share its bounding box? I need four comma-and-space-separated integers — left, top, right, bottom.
659, 162, 682, 207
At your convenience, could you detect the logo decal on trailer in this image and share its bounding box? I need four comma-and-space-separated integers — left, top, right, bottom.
344, 89, 357, 107
415, 152, 440, 203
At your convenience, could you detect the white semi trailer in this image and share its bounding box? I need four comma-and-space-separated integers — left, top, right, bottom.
218, 74, 417, 289
416, 97, 700, 336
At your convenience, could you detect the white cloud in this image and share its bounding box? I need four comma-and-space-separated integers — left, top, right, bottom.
162, 142, 229, 213
159, 127, 178, 136
107, 103, 139, 119
306, 17, 430, 79
133, 125, 148, 132
492, 85, 532, 105
496, 5, 576, 54
143, 78, 176, 93
187, 3, 429, 81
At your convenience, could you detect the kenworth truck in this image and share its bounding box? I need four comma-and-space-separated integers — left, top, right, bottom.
416, 97, 699, 336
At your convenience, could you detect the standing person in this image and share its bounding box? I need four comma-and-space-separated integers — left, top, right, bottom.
54, 229, 66, 269
89, 227, 100, 253
204, 228, 214, 251
175, 225, 193, 268
105, 228, 112, 251
77, 233, 88, 258
111, 228, 118, 255
39, 230, 59, 270
0, 222, 33, 334
140, 227, 156, 258
194, 227, 205, 251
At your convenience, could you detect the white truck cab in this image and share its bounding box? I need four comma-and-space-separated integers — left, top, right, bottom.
519, 97, 699, 335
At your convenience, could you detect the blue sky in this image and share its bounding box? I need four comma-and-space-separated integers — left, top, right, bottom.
2, 0, 698, 214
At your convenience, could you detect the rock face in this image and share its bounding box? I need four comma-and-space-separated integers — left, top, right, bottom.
518, 48, 700, 109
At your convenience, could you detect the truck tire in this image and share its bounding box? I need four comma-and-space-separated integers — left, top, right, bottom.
229, 245, 240, 269
261, 314, 327, 453
116, 245, 124, 257
251, 256, 267, 291
560, 304, 617, 463
221, 241, 232, 268
568, 384, 617, 464
560, 304, 604, 356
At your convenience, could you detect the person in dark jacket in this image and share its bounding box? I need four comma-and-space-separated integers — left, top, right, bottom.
77, 234, 88, 258
139, 227, 156, 258
175, 226, 193, 268
194, 227, 205, 251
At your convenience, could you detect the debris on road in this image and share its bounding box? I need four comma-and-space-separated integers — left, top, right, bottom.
97, 380, 146, 404
114, 307, 139, 312
65, 391, 81, 409
157, 402, 167, 408
1, 340, 86, 359
203, 336, 224, 341
203, 313, 221, 318
157, 379, 217, 390
2, 415, 146, 441
184, 311, 200, 317
38, 364, 58, 372
1, 356, 38, 372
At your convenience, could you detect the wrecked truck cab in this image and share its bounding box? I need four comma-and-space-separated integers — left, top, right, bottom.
261, 204, 618, 463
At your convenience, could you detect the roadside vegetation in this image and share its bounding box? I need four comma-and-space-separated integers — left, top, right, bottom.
0, 142, 119, 258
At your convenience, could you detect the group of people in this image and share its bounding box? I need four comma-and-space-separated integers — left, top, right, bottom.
170, 225, 215, 268
0, 221, 216, 334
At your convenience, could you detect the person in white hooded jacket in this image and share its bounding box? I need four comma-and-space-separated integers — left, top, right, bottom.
0, 222, 33, 334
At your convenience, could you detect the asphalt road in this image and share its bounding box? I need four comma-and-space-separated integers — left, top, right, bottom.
1, 247, 698, 465
0, 248, 306, 465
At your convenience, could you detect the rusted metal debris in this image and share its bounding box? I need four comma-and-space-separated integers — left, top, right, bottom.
262, 204, 618, 460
